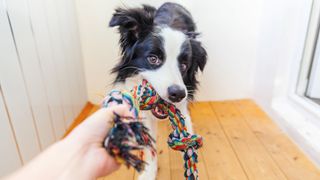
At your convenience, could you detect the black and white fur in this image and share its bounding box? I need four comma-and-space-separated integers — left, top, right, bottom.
108, 3, 207, 179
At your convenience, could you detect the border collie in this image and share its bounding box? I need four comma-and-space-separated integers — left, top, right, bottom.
108, 2, 207, 179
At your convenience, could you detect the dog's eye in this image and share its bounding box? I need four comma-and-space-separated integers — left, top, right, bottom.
147, 55, 162, 65
180, 63, 188, 72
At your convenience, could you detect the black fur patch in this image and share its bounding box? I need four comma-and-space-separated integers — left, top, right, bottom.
111, 33, 165, 82
184, 39, 207, 99
109, 5, 156, 53
155, 2, 196, 33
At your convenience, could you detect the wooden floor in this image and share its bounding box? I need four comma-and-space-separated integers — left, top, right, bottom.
69, 100, 320, 180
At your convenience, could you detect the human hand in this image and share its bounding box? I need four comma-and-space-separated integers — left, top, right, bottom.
5, 104, 131, 180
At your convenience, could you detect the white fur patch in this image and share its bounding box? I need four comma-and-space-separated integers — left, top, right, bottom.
140, 27, 187, 103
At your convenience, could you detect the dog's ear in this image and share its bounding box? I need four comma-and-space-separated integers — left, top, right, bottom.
183, 39, 207, 99
190, 39, 207, 72
109, 5, 156, 49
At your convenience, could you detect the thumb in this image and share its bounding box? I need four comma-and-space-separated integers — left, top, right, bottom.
70, 104, 132, 140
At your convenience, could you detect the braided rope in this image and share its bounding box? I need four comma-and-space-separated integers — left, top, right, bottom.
102, 79, 203, 179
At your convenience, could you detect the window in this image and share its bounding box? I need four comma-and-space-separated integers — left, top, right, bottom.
297, 0, 320, 105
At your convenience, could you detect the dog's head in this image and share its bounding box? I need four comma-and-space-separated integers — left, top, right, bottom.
110, 3, 207, 104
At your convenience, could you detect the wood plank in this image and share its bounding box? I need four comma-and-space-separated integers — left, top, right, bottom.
6, 0, 57, 148
211, 101, 287, 180
43, 0, 75, 124
27, 0, 67, 138
189, 102, 247, 180
234, 99, 320, 180
0, 87, 22, 176
156, 121, 171, 180
103, 166, 134, 180
68, 0, 88, 108
55, 0, 82, 118
168, 141, 185, 179
196, 149, 209, 180
63, 0, 88, 111
0, 2, 41, 162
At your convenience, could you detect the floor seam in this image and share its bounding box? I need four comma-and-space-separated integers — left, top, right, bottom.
209, 102, 250, 180
232, 101, 289, 180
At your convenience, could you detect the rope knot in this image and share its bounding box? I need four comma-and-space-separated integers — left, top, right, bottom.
135, 80, 170, 119
168, 134, 203, 151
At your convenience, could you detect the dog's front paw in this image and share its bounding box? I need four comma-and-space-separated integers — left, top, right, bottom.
138, 161, 158, 180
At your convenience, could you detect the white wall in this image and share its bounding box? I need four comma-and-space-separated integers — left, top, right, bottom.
75, 0, 262, 104
253, 0, 309, 111
0, 0, 87, 176
252, 0, 320, 166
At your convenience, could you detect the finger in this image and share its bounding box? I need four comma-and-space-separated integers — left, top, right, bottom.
87, 104, 132, 126
72, 104, 132, 138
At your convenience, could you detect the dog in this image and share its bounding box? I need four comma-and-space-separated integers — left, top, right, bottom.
108, 2, 207, 179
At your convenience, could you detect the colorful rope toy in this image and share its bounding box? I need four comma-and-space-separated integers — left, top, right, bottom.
102, 79, 203, 180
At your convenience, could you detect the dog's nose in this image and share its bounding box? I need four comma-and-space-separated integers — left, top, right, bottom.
168, 85, 186, 102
